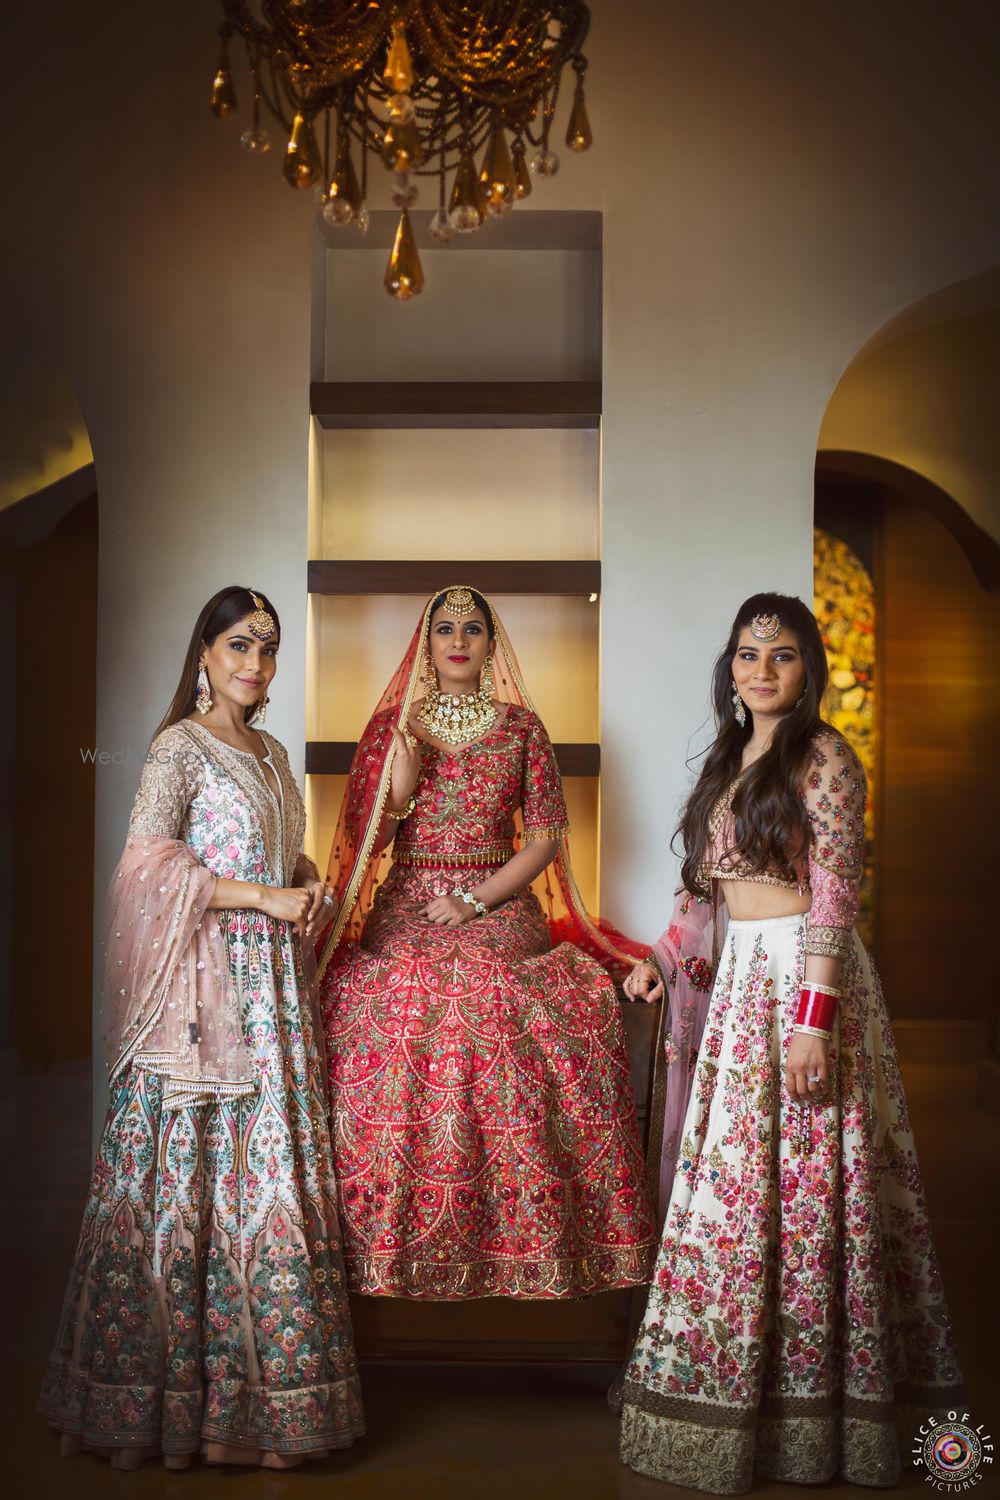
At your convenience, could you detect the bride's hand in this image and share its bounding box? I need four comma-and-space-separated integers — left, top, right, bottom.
623, 960, 664, 1004
423, 894, 476, 928
388, 725, 422, 812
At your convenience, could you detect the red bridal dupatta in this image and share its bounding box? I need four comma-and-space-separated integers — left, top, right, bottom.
317, 589, 645, 982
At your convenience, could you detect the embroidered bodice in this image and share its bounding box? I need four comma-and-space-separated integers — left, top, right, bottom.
354, 704, 568, 868
128, 720, 305, 886
701, 731, 866, 959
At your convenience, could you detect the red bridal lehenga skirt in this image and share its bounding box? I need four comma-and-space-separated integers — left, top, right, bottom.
619, 913, 964, 1494
321, 863, 656, 1299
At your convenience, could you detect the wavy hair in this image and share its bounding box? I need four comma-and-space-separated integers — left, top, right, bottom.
153, 585, 280, 741
677, 592, 830, 897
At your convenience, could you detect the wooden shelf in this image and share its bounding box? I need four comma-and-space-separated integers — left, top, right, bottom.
310, 380, 601, 429
306, 741, 600, 777
308, 559, 601, 597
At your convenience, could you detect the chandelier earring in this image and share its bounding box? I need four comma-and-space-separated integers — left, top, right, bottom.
420, 647, 437, 693
196, 660, 213, 715
731, 679, 746, 729
252, 692, 269, 725
480, 652, 496, 698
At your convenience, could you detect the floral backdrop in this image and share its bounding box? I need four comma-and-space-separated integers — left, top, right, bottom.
813, 528, 876, 946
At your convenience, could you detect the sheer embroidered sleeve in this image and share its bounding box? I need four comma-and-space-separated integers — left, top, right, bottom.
126, 725, 205, 843
520, 711, 569, 842
802, 733, 867, 961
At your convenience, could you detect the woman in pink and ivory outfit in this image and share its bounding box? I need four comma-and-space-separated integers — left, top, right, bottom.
618, 592, 963, 1494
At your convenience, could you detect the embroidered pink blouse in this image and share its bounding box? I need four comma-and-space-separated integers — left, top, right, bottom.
701, 731, 867, 960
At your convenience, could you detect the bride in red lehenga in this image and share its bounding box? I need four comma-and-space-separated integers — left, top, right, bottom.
317, 586, 655, 1300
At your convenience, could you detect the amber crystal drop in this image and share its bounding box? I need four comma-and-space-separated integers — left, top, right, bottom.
382, 118, 424, 171
479, 119, 516, 215
512, 143, 532, 199
384, 21, 414, 93
448, 148, 486, 232
210, 64, 237, 117
283, 112, 322, 189
326, 138, 363, 221
565, 88, 593, 152
384, 208, 424, 300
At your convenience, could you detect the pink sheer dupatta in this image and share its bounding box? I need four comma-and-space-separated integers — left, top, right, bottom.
103, 837, 255, 1110
648, 890, 718, 1224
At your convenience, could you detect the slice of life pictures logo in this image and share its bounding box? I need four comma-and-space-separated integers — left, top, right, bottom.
913, 1411, 993, 1490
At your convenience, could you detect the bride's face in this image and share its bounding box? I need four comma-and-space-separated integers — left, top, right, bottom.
427, 605, 493, 694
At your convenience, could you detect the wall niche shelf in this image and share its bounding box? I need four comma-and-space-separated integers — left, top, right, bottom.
308, 559, 601, 597
306, 741, 600, 778
310, 380, 601, 430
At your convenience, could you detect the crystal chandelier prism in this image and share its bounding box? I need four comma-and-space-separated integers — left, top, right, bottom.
209, 2, 593, 298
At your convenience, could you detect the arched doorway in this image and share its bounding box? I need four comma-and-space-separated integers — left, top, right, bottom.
814, 453, 1000, 1066
0, 370, 98, 1072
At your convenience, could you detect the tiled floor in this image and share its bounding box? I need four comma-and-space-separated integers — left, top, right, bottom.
2, 1057, 997, 1500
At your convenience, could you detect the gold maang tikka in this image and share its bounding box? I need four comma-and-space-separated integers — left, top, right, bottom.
246, 590, 277, 640
750, 612, 782, 642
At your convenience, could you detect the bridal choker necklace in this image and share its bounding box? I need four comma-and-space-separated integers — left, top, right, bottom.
416, 685, 498, 746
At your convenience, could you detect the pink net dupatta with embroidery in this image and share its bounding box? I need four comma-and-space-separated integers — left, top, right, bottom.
317, 589, 647, 982
103, 838, 255, 1110
648, 890, 718, 1224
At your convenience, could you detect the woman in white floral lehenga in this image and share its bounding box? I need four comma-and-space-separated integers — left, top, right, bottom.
618, 592, 963, 1494
39, 586, 364, 1470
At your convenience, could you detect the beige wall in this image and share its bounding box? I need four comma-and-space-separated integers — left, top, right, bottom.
820, 298, 1000, 544
2, 1, 999, 1036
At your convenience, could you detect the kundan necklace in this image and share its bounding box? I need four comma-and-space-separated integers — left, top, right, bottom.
416, 683, 498, 746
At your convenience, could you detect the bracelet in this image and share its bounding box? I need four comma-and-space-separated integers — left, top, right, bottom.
385, 795, 417, 821
453, 887, 488, 919
796, 986, 839, 1033
793, 1024, 833, 1041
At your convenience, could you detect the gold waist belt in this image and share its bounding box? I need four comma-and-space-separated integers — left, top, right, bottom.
394, 846, 512, 868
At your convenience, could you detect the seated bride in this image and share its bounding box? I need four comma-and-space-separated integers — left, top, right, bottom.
317, 585, 655, 1300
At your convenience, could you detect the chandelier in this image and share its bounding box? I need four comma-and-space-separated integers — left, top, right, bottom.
209, 2, 593, 299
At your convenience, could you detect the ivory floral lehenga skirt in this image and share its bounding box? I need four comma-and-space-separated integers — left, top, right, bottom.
619, 913, 964, 1494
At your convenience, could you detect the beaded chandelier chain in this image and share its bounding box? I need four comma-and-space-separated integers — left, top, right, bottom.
209, 2, 593, 298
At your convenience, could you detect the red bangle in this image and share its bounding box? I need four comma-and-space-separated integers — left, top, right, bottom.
796, 987, 838, 1032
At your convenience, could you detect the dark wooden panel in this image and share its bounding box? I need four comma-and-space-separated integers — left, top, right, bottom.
308, 559, 601, 597
310, 380, 601, 429
306, 741, 600, 777
877, 493, 1000, 1027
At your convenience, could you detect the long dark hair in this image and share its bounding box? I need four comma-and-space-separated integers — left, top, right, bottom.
428, 587, 496, 640
678, 592, 830, 897
153, 585, 281, 740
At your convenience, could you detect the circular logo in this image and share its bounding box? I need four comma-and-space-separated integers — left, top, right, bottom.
913, 1412, 993, 1489
924, 1423, 981, 1482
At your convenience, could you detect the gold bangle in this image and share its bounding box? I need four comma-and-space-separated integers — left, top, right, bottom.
385, 795, 417, 821
801, 981, 842, 998
793, 1024, 833, 1040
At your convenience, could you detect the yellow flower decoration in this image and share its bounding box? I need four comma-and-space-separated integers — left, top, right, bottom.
813, 528, 876, 945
